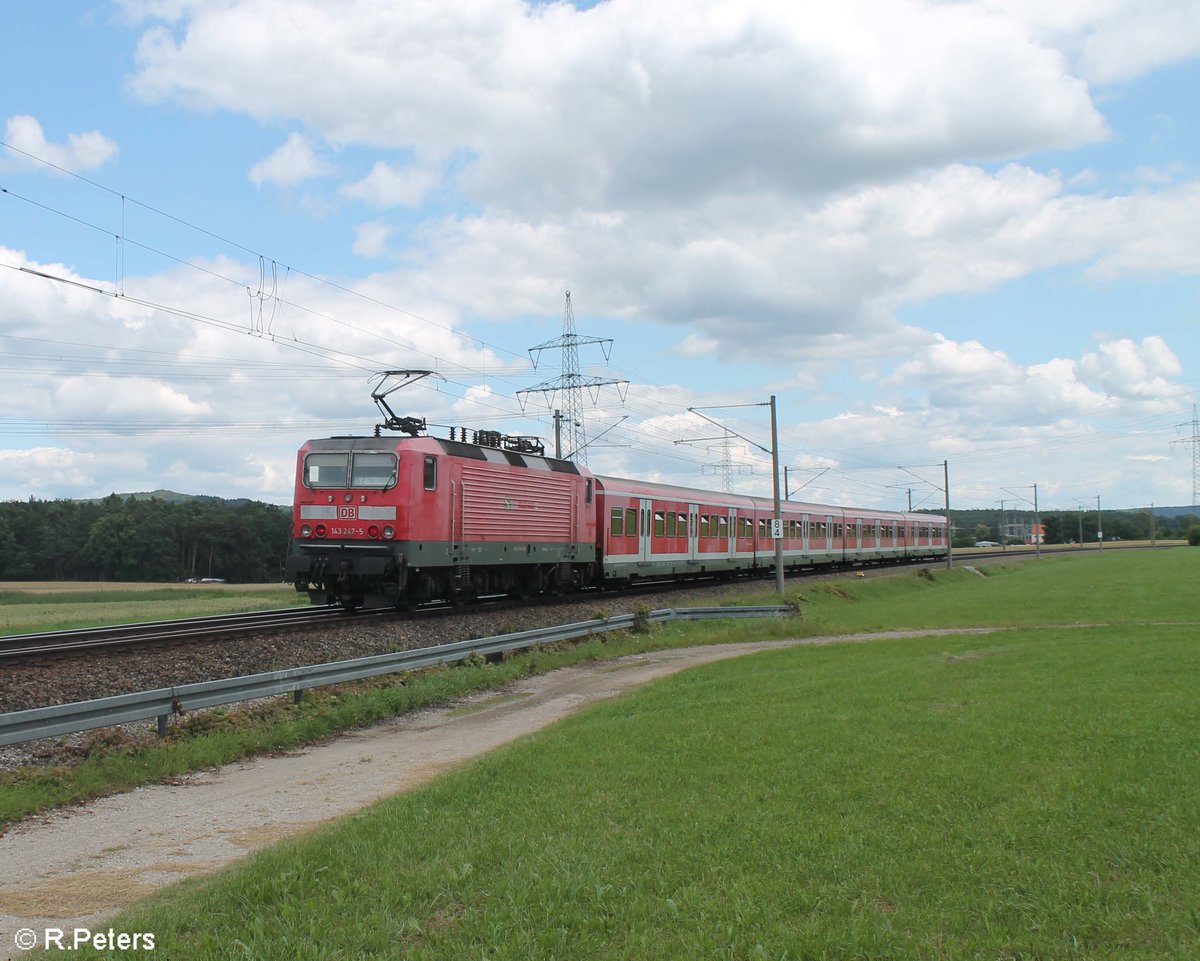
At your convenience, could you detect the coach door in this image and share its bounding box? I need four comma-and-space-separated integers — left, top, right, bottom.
639, 497, 653, 564
688, 503, 699, 562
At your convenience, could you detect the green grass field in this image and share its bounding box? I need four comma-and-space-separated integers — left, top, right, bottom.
17, 548, 1197, 959
0, 582, 302, 634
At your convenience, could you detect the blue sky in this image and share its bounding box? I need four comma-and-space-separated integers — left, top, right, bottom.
2, 0, 1200, 515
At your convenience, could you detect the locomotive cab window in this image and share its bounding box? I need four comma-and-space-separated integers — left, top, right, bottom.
305, 452, 349, 488
423, 455, 437, 491
350, 452, 397, 488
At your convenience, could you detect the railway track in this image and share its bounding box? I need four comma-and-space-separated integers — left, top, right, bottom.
0, 606, 379, 661
5, 544, 1116, 664
0, 556, 941, 663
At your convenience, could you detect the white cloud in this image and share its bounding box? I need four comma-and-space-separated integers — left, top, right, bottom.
0, 447, 102, 495
986, 0, 1200, 84
342, 161, 440, 208
0, 115, 118, 173
1079, 335, 1184, 400
248, 132, 334, 187
672, 333, 718, 358
126, 0, 1107, 214
884, 333, 1190, 424
111, 0, 1200, 375
352, 220, 396, 259
54, 376, 212, 420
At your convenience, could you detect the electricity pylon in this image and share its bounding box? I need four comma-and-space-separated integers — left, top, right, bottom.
516, 291, 628, 463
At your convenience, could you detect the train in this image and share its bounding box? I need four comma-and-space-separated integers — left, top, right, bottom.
285, 426, 949, 608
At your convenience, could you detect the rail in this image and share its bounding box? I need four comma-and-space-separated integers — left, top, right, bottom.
0, 606, 353, 660
0, 605, 791, 747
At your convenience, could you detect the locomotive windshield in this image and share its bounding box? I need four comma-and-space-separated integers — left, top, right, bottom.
350, 452, 398, 487
305, 453, 348, 488
304, 451, 397, 489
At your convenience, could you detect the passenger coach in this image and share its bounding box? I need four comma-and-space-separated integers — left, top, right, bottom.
593, 476, 945, 586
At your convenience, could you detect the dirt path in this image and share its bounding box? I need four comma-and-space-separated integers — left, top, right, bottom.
0, 629, 994, 957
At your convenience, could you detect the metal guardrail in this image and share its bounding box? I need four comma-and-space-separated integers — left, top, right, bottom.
0, 605, 790, 747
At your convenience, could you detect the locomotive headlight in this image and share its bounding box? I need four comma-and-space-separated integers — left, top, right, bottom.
300, 524, 312, 538
383, 525, 395, 539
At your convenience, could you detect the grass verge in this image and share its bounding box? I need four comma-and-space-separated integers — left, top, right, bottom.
0, 584, 302, 634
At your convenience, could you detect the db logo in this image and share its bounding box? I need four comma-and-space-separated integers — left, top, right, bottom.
337, 506, 358, 520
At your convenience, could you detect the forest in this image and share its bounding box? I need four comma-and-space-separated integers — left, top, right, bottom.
0, 494, 291, 583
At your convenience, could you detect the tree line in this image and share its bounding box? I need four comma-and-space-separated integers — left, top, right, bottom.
0, 494, 292, 583
949, 508, 1200, 548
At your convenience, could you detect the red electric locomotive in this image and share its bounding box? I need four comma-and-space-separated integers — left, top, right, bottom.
286, 429, 597, 607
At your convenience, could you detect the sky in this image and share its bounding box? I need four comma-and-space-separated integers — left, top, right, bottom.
2, 0, 1200, 517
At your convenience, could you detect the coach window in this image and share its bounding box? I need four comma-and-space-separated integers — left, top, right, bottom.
718, 516, 728, 538
350, 452, 397, 488
305, 452, 349, 488
423, 455, 437, 491
678, 512, 688, 535
700, 514, 710, 537
654, 511, 665, 537
666, 512, 676, 537
626, 508, 637, 535
611, 508, 623, 537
